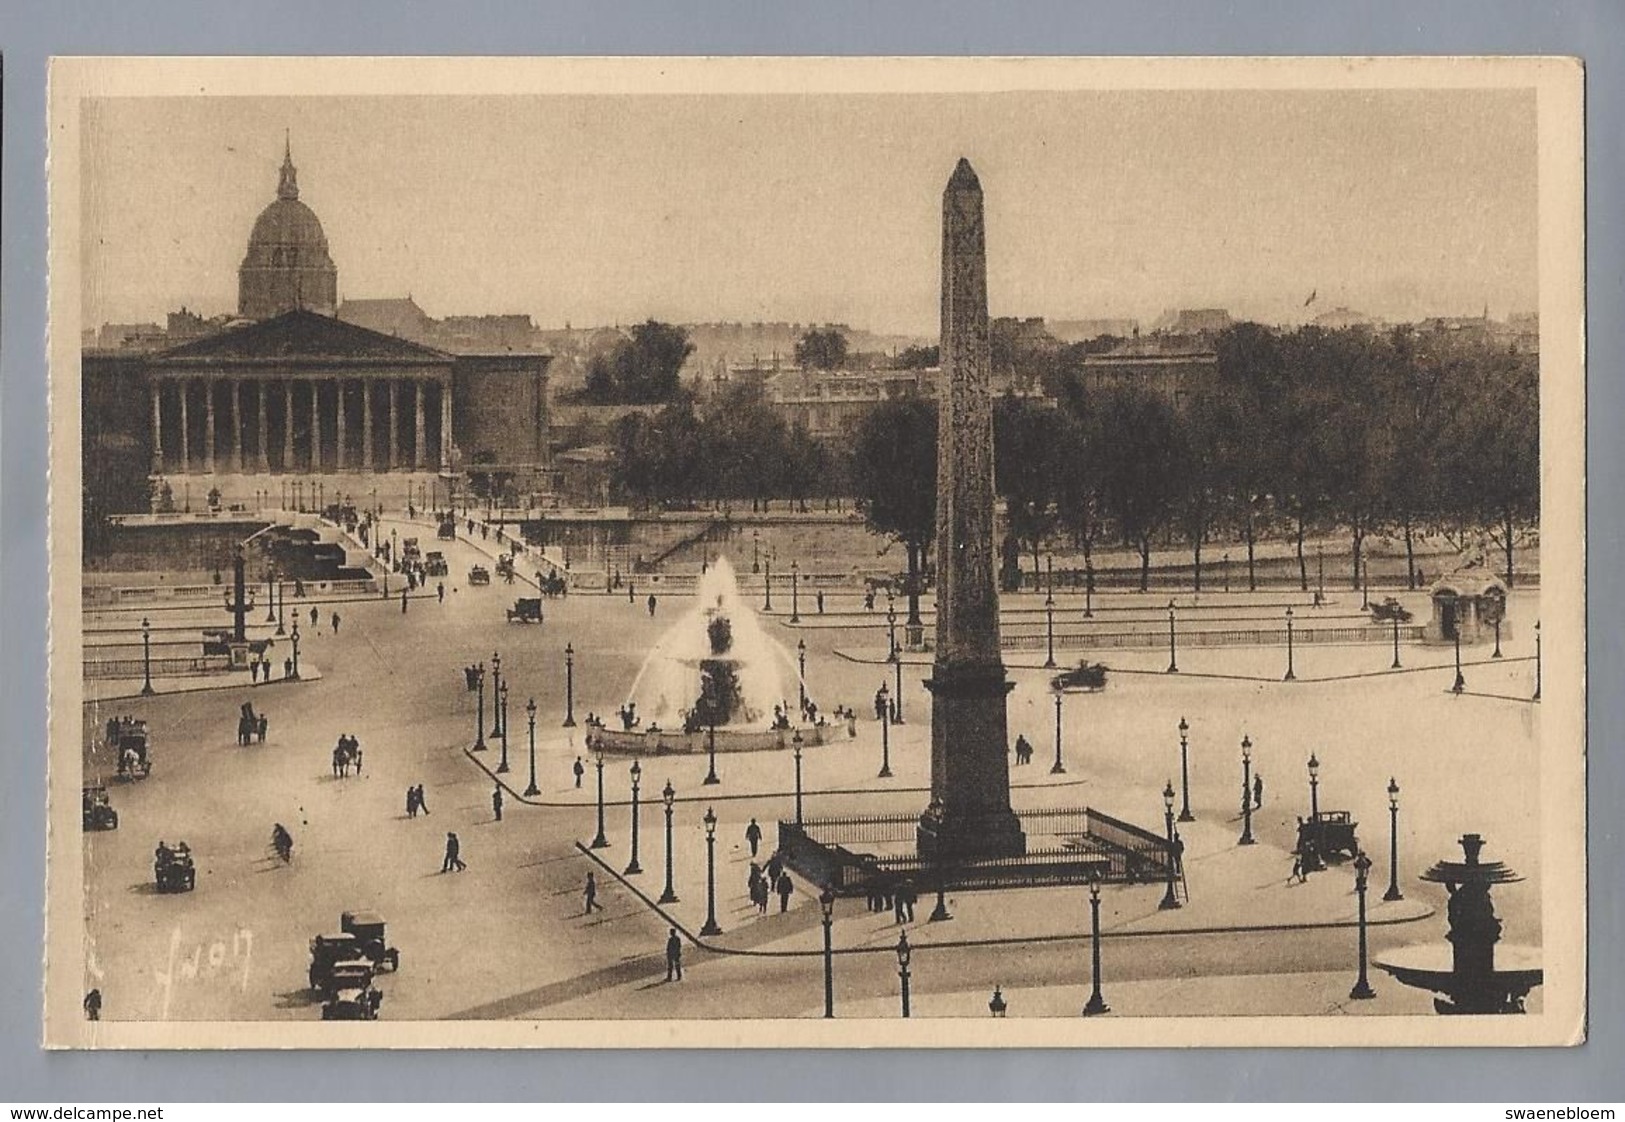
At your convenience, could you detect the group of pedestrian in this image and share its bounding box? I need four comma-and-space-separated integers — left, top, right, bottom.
236, 702, 268, 746
247, 653, 276, 683
440, 831, 466, 872
405, 784, 431, 817
331, 734, 363, 777
865, 879, 918, 923
747, 855, 795, 916
1012, 733, 1035, 765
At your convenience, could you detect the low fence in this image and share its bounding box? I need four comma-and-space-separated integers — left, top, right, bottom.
914, 623, 1426, 654
781, 805, 1172, 895
589, 723, 832, 756
84, 654, 231, 680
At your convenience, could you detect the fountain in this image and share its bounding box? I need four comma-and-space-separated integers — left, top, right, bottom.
1374, 833, 1543, 1014
589, 557, 828, 756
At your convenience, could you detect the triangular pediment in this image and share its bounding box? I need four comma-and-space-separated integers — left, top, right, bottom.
152, 309, 451, 366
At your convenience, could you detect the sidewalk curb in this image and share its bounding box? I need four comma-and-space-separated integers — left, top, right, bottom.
574, 841, 1436, 959
87, 665, 325, 704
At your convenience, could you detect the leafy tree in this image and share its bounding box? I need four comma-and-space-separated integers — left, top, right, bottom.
894, 345, 939, 369
581, 321, 694, 404
794, 328, 849, 371
1094, 389, 1184, 590
851, 398, 937, 627
994, 395, 1064, 587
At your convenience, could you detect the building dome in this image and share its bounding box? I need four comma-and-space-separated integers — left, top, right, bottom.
238, 139, 338, 320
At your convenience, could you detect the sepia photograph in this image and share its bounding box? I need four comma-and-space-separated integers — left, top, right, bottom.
45, 56, 1585, 1049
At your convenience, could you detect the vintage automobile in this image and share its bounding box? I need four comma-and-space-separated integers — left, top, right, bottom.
1050, 660, 1110, 693
505, 597, 544, 624
401, 537, 422, 563
340, 911, 402, 974
154, 841, 196, 892
1295, 810, 1360, 865
468, 565, 491, 586
82, 785, 118, 831
1369, 597, 1414, 623
113, 721, 153, 780
436, 516, 457, 541
321, 966, 384, 1021
309, 936, 371, 993
423, 551, 449, 578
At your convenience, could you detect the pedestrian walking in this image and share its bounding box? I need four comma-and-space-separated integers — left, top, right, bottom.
573, 757, 585, 788
584, 871, 604, 913
284, 657, 294, 680
665, 927, 683, 981
442, 832, 465, 872
250, 659, 260, 684
83, 989, 102, 1021
401, 588, 408, 614
492, 784, 504, 822
628, 583, 636, 605
776, 871, 794, 913
331, 611, 341, 634
415, 784, 430, 815
753, 876, 769, 915
875, 688, 887, 721
745, 818, 763, 858
893, 888, 907, 925
647, 594, 657, 617
902, 881, 917, 922
257, 715, 268, 744
332, 745, 344, 778
766, 854, 783, 886
1289, 854, 1304, 884
816, 590, 825, 614
310, 606, 319, 628
1253, 773, 1264, 809
437, 582, 445, 604
353, 746, 363, 775
406, 787, 418, 818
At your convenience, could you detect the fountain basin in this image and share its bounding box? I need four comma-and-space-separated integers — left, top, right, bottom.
587, 724, 834, 757
1374, 943, 1543, 1014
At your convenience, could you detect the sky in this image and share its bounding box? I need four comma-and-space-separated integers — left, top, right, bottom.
79, 89, 1539, 336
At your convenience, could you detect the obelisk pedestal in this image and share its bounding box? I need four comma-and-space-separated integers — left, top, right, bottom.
918, 159, 1026, 862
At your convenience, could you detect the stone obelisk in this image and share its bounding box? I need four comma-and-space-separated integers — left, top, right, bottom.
918, 159, 1026, 861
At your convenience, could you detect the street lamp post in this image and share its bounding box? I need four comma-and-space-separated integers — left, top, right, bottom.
624, 760, 643, 875
895, 932, 912, 1018
877, 682, 892, 778
929, 876, 953, 923
1308, 751, 1320, 821
1493, 616, 1503, 659
763, 556, 773, 612
590, 753, 609, 849
1177, 717, 1194, 822
658, 780, 679, 904
1223, 551, 1231, 594
820, 888, 836, 1018
704, 723, 720, 785
524, 698, 540, 797
791, 560, 800, 623
1384, 777, 1404, 902
1084, 567, 1094, 618
1159, 781, 1182, 910
1166, 602, 1179, 674
892, 641, 905, 725
1361, 559, 1370, 610
752, 530, 760, 574
496, 681, 510, 773
265, 568, 277, 622
490, 651, 504, 738
1239, 735, 1256, 846
1082, 874, 1110, 1015
886, 597, 897, 662
797, 639, 807, 712
275, 574, 286, 636
290, 620, 301, 679
1350, 851, 1377, 1000
140, 617, 156, 695
563, 644, 577, 727
1284, 606, 1297, 681
793, 730, 805, 824
1392, 611, 1402, 669
1051, 691, 1066, 775
1452, 626, 1466, 693
1317, 543, 1325, 601
1534, 620, 1542, 701
700, 807, 723, 935
472, 662, 487, 751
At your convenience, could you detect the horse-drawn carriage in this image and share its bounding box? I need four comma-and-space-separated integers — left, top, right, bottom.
506, 597, 543, 624
154, 841, 196, 892
82, 785, 118, 831
495, 555, 515, 583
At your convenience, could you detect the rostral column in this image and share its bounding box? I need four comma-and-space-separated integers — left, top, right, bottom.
917, 158, 1026, 861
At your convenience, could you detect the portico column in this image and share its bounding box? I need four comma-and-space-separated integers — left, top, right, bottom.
204, 378, 217, 474
282, 381, 295, 472
230, 380, 243, 473
335, 379, 347, 471
256, 381, 271, 473
150, 383, 164, 473
311, 379, 321, 472
388, 380, 399, 472
362, 378, 374, 471
414, 379, 427, 470
440, 377, 453, 469
178, 381, 190, 474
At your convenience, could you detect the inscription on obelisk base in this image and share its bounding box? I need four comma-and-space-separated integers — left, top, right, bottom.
918, 159, 1027, 862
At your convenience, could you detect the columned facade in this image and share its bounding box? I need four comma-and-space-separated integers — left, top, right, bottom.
148, 370, 452, 478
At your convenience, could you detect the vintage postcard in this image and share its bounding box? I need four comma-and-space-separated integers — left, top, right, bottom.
46, 56, 1585, 1048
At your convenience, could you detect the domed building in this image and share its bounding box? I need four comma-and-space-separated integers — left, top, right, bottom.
237, 139, 338, 319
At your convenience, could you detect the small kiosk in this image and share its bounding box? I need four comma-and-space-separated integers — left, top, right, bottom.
1425, 573, 1508, 645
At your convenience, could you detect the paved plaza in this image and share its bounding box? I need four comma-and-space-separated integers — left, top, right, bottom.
79, 511, 1542, 1022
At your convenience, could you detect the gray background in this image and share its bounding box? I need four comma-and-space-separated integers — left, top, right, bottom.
2, 0, 1620, 1102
